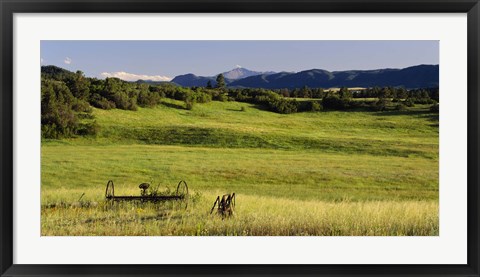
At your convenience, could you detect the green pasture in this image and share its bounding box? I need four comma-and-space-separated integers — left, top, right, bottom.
41, 99, 439, 235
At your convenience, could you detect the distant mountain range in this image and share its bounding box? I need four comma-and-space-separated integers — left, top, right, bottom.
171, 67, 276, 87
172, 65, 439, 89
41, 64, 439, 89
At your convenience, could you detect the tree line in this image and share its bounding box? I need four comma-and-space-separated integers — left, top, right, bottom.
270, 86, 439, 103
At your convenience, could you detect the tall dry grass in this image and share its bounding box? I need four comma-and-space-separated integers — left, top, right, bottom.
41, 192, 438, 236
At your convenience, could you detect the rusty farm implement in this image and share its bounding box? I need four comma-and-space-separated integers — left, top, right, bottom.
210, 193, 236, 218
105, 180, 189, 206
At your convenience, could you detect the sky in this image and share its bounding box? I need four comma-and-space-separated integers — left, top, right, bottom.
41, 40, 439, 81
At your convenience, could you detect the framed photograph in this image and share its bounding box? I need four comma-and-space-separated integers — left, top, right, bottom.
1, 0, 479, 276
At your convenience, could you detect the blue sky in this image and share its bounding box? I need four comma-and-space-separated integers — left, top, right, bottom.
41, 41, 439, 81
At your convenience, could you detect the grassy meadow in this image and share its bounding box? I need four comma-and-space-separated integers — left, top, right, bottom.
41, 99, 439, 236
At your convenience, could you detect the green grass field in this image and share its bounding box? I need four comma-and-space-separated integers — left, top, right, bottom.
41, 99, 439, 236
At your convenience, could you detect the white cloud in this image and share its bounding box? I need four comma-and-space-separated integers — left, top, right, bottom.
100, 71, 172, 82
235, 65, 242, 68
64, 57, 72, 64
41, 58, 44, 64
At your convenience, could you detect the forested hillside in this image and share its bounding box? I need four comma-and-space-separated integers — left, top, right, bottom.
41, 65, 439, 139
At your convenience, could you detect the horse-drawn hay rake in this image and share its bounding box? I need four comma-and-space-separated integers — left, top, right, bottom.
105, 180, 189, 206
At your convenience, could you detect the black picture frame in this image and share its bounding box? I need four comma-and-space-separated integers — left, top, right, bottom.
1, 0, 479, 276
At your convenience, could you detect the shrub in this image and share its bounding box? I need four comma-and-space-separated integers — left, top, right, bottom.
430, 103, 439, 112
41, 79, 80, 138
72, 99, 92, 113
192, 91, 212, 103
77, 120, 100, 136
322, 95, 349, 110
268, 98, 299, 114
404, 98, 415, 107
310, 101, 322, 112
213, 93, 228, 102
137, 90, 162, 107
91, 95, 116, 110
371, 98, 389, 111
395, 103, 407, 111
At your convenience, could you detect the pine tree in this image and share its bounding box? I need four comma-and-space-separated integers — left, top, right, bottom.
216, 74, 226, 89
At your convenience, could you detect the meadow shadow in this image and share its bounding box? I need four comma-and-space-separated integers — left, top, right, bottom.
161, 101, 186, 110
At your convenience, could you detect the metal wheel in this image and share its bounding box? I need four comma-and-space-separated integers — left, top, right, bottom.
176, 180, 189, 197
105, 180, 115, 198
176, 180, 189, 209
